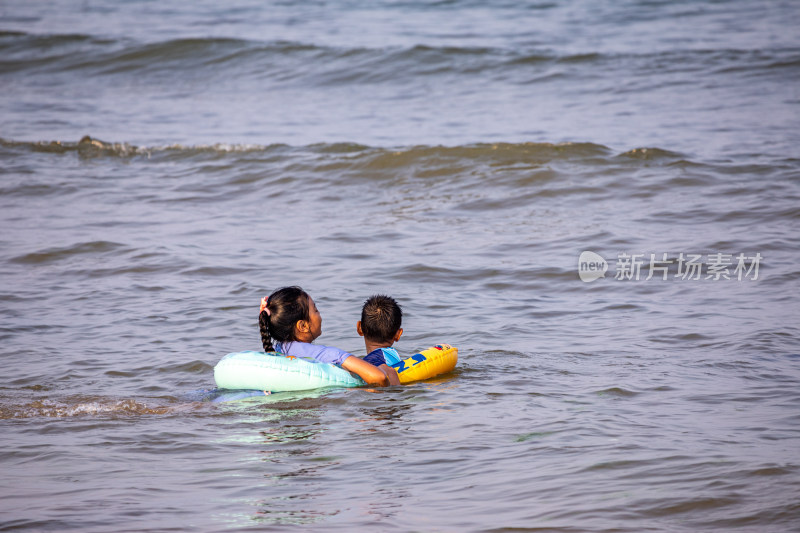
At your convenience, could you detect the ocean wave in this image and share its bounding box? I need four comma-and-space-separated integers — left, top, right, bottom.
9, 240, 128, 265
0, 136, 692, 202
0, 136, 620, 159
3, 30, 797, 85
0, 397, 171, 419
0, 136, 294, 159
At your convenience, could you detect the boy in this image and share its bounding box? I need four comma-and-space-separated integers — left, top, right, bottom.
357, 294, 404, 386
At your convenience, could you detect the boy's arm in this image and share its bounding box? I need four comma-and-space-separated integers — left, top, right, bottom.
379, 364, 401, 386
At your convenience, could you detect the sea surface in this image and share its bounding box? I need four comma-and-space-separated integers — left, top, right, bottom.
1, 1, 799, 531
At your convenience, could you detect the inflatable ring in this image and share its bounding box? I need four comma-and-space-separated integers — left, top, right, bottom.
214, 344, 457, 392
393, 344, 458, 384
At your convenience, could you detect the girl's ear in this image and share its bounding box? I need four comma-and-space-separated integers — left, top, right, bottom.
296, 319, 310, 334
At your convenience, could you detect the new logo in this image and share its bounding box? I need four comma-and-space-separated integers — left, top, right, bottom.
578, 251, 608, 283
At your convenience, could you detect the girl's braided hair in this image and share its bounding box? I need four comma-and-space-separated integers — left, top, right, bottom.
259, 286, 311, 352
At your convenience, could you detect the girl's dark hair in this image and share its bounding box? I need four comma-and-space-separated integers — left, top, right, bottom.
360, 294, 402, 344
259, 286, 311, 352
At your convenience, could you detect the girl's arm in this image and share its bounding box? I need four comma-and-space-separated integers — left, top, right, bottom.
341, 356, 391, 386
378, 364, 401, 386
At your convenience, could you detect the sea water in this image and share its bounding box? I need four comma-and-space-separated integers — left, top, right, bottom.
1, 1, 799, 531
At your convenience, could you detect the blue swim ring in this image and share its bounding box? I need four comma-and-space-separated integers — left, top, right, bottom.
214, 351, 364, 392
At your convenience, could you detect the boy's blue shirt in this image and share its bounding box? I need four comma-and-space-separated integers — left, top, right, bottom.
363, 346, 402, 367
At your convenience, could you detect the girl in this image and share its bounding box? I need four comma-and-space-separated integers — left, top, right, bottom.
259, 286, 399, 386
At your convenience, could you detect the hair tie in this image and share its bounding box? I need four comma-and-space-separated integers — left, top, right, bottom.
260, 296, 271, 317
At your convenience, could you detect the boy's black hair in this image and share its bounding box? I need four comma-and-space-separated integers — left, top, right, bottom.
360, 294, 402, 344
259, 286, 310, 352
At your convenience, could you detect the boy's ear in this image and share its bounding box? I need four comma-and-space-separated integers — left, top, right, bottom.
356, 321, 364, 337
393, 328, 403, 342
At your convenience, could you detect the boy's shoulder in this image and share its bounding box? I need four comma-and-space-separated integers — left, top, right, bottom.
364, 346, 402, 366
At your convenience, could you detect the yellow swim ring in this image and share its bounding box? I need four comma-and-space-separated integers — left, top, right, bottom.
392, 344, 458, 383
